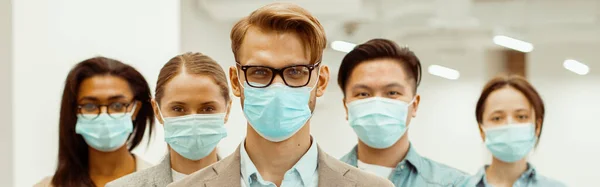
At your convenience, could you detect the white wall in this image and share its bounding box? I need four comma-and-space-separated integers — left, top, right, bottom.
528, 43, 600, 186
0, 0, 14, 186
12, 0, 179, 186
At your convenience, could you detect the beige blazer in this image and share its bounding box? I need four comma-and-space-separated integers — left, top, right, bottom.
105, 154, 173, 187
167, 146, 393, 187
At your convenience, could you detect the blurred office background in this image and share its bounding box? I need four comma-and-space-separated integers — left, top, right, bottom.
1, 0, 599, 186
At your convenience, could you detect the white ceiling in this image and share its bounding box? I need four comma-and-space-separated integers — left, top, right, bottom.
197, 0, 600, 50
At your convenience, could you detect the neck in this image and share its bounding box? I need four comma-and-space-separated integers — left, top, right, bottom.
486, 157, 528, 185
88, 146, 135, 176
245, 122, 312, 186
357, 134, 409, 168
170, 148, 218, 175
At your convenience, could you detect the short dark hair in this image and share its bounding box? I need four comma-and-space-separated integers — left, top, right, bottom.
337, 38, 422, 95
52, 57, 154, 187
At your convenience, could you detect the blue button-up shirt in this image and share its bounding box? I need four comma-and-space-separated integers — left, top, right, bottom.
240, 139, 319, 187
341, 145, 469, 187
464, 163, 566, 187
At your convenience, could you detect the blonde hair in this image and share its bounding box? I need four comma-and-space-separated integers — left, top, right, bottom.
230, 2, 326, 64
155, 52, 230, 104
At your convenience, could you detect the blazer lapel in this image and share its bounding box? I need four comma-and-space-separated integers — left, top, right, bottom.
317, 146, 356, 187
153, 154, 174, 187
205, 146, 242, 187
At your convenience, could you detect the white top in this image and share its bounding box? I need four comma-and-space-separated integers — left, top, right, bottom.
135, 154, 153, 171
171, 168, 188, 182
357, 160, 394, 179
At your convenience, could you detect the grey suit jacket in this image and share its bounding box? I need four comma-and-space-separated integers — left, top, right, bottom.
106, 154, 173, 187
167, 145, 393, 187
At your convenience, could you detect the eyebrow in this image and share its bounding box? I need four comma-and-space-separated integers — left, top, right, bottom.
108, 95, 127, 101
201, 101, 219, 106
515, 109, 531, 113
351, 84, 372, 91
78, 95, 127, 102
384, 83, 406, 90
79, 97, 98, 102
167, 101, 187, 106
243, 60, 311, 68
168, 101, 219, 106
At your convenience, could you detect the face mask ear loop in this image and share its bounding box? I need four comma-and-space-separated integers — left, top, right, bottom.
235, 67, 247, 89
408, 96, 417, 106
155, 103, 166, 123
307, 66, 322, 92
127, 102, 139, 121
127, 102, 138, 115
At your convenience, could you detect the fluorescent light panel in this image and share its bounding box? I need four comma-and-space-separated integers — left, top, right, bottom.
493, 35, 534, 53
331, 41, 356, 53
563, 59, 589, 75
428, 65, 460, 80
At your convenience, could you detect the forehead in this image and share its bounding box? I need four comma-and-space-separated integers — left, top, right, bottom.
484, 86, 532, 114
161, 73, 226, 105
77, 75, 132, 100
238, 27, 309, 68
346, 58, 410, 88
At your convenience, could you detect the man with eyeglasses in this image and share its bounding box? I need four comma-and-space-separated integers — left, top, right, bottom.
168, 2, 393, 187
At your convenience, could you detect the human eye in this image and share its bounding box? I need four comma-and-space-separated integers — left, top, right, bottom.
171, 106, 185, 113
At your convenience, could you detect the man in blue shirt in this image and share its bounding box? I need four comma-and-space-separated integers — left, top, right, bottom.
169, 3, 392, 187
337, 38, 469, 186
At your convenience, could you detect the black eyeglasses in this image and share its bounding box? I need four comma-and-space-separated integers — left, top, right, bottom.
237, 62, 321, 88
77, 101, 135, 120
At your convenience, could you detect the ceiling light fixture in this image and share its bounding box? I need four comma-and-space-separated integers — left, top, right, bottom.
428, 65, 460, 80
563, 59, 589, 75
331, 41, 356, 53
493, 35, 534, 53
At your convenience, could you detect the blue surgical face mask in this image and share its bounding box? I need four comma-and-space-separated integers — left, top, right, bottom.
242, 82, 316, 142
75, 104, 136, 152
347, 97, 414, 149
159, 108, 227, 161
484, 123, 536, 163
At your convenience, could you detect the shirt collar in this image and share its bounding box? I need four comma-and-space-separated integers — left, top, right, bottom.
294, 138, 318, 185
475, 163, 539, 185
345, 143, 424, 174
400, 144, 423, 173
240, 137, 318, 186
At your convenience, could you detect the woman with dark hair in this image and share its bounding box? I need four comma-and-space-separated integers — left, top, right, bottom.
465, 74, 565, 187
35, 57, 155, 187
106, 52, 231, 186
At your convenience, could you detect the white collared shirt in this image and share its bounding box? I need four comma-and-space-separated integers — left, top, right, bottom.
239, 139, 319, 187
171, 168, 188, 182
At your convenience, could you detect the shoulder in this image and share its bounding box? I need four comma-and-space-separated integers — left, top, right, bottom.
414, 157, 470, 185
322, 154, 393, 187
106, 165, 164, 187
534, 175, 568, 187
33, 176, 53, 187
